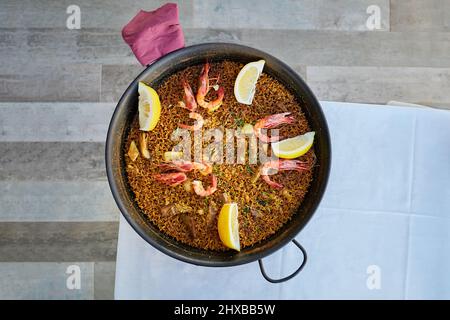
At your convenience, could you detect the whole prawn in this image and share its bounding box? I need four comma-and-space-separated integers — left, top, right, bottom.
192, 174, 218, 197
253, 112, 295, 143
178, 79, 198, 111
196, 62, 224, 112
261, 158, 315, 189
179, 112, 204, 131
159, 160, 212, 176
154, 172, 187, 187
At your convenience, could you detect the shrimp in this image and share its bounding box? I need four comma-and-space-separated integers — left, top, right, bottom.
261, 159, 314, 189
196, 62, 210, 107
196, 62, 224, 112
159, 160, 212, 176
196, 161, 213, 175
192, 174, 217, 197
154, 172, 187, 187
159, 160, 192, 173
254, 112, 295, 143
205, 87, 224, 112
179, 112, 204, 131
178, 79, 197, 111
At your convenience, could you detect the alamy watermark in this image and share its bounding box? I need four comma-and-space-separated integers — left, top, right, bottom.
170, 127, 278, 166
66, 264, 81, 290
366, 264, 381, 290
66, 5, 81, 30
366, 5, 381, 30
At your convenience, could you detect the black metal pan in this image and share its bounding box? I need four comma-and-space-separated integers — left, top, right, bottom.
105, 43, 331, 283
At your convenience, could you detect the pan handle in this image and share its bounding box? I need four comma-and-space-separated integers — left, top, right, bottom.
258, 239, 307, 283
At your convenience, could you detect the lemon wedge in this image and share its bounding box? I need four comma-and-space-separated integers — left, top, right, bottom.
163, 151, 183, 162
138, 81, 161, 131
271, 131, 315, 159
218, 203, 240, 251
234, 60, 265, 105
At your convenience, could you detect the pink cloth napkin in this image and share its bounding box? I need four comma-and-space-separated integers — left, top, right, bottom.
122, 3, 185, 66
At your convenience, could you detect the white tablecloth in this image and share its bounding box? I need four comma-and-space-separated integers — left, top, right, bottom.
115, 101, 450, 299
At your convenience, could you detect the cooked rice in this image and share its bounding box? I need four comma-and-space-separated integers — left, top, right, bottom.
124, 60, 315, 250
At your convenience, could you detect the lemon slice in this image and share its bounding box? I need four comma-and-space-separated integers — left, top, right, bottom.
163, 151, 183, 162
234, 60, 265, 105
271, 131, 315, 159
138, 81, 161, 131
218, 203, 240, 251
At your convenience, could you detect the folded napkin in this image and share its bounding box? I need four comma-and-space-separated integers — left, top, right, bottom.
122, 3, 185, 66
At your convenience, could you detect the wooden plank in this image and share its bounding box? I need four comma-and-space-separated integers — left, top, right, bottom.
293, 65, 307, 80
307, 66, 450, 105
0, 63, 101, 102
391, 0, 450, 32
0, 262, 94, 299
193, 0, 389, 31
185, 28, 243, 46
94, 262, 115, 300
3, 28, 450, 68
0, 222, 118, 262
0, 103, 114, 142
0, 181, 119, 222
0, 0, 194, 29
0, 142, 105, 181
240, 29, 450, 68
0, 28, 135, 66
101, 64, 143, 102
